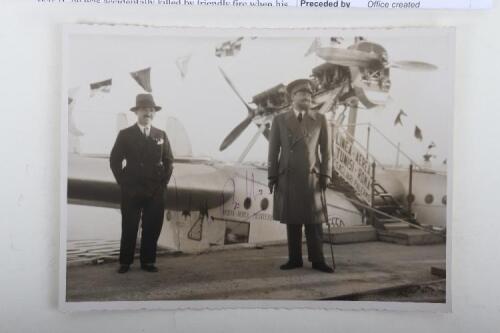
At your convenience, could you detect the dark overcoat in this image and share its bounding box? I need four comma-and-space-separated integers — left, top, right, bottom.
110, 124, 174, 196
268, 108, 332, 225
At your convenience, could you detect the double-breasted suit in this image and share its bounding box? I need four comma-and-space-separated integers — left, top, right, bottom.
110, 124, 174, 266
268, 107, 332, 264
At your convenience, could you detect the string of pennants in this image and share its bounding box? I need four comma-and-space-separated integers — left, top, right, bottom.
70, 36, 444, 165
68, 36, 253, 136
78, 36, 253, 100
87, 67, 153, 97
393, 108, 444, 164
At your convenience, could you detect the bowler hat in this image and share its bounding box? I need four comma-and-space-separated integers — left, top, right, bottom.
130, 94, 162, 112
286, 79, 314, 96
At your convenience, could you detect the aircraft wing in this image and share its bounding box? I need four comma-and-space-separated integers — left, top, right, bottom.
316, 47, 379, 68
67, 154, 235, 211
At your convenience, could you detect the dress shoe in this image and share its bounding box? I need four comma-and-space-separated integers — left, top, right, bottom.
312, 262, 334, 273
280, 261, 303, 270
141, 264, 159, 273
117, 265, 130, 274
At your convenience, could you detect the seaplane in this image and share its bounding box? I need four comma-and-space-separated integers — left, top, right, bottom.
67, 37, 447, 254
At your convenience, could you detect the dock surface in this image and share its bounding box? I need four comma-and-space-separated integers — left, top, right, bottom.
66, 241, 445, 302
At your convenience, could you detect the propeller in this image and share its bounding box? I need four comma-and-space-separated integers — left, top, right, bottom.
219, 115, 254, 151
390, 60, 437, 71
218, 67, 257, 151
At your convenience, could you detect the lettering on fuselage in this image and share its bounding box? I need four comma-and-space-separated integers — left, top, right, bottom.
222, 209, 273, 221
329, 217, 345, 228
223, 209, 235, 216
217, 168, 275, 223
254, 212, 273, 221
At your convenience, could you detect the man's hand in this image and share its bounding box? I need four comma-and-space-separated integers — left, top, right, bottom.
319, 175, 330, 191
268, 178, 278, 194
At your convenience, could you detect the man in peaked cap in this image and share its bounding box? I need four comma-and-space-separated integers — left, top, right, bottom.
110, 94, 174, 274
268, 79, 334, 273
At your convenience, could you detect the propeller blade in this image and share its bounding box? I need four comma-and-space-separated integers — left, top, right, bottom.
315, 46, 378, 67
218, 66, 254, 113
238, 123, 269, 163
390, 61, 437, 71
219, 115, 253, 151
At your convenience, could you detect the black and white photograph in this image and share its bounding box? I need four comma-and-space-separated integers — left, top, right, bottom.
60, 25, 454, 310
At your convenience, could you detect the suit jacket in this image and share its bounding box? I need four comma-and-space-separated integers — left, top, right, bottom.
110, 124, 174, 196
268, 108, 332, 224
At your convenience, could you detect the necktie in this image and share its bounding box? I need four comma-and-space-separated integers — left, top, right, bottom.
143, 127, 148, 137
298, 112, 303, 123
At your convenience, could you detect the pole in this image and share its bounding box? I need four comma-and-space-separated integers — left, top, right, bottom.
346, 100, 358, 143
321, 189, 336, 272
370, 161, 376, 225
366, 125, 371, 159
408, 164, 414, 215
395, 142, 400, 168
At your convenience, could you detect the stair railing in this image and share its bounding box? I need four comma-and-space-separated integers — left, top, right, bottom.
337, 122, 422, 170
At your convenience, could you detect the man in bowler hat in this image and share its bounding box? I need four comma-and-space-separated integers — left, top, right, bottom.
268, 79, 334, 273
110, 93, 174, 273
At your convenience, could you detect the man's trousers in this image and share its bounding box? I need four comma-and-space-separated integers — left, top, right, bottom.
119, 188, 164, 265
286, 224, 325, 264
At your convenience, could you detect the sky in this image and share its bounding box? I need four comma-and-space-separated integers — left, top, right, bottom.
67, 28, 454, 169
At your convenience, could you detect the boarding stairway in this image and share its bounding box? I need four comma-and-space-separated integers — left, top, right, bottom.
324, 127, 445, 245
370, 182, 417, 230
329, 168, 415, 231
330, 124, 415, 229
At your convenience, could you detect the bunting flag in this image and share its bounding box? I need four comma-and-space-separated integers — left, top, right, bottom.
68, 95, 84, 137
330, 37, 344, 45
130, 67, 152, 92
68, 86, 80, 101
89, 79, 112, 97
68, 86, 80, 107
215, 37, 244, 57
175, 55, 192, 79
423, 153, 436, 162
393, 109, 407, 126
305, 37, 321, 57
414, 126, 423, 141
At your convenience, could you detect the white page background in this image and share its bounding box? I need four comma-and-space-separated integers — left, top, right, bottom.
1, 1, 499, 332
